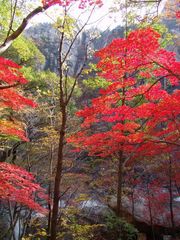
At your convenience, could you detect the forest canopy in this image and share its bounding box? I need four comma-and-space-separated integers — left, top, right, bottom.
0, 0, 179, 240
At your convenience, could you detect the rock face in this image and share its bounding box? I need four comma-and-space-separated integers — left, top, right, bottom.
25, 23, 60, 73
79, 199, 112, 223
25, 23, 89, 76
25, 17, 179, 76
25, 23, 125, 75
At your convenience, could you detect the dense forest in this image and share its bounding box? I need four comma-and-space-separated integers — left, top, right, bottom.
0, 0, 179, 239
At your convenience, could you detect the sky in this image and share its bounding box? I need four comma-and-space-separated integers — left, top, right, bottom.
29, 0, 168, 31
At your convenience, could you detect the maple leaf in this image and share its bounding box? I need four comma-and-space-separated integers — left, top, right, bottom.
0, 57, 36, 141
0, 162, 47, 213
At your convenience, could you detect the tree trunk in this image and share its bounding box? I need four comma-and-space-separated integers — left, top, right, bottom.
132, 189, 135, 220
47, 144, 54, 235
116, 83, 125, 217
50, 106, 66, 240
168, 157, 175, 237
117, 151, 124, 217
147, 184, 155, 240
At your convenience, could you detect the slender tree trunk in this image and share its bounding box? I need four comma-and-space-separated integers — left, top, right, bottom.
49, 9, 89, 238
147, 184, 155, 240
50, 106, 66, 240
131, 188, 135, 220
50, 15, 66, 238
116, 81, 125, 217
168, 157, 175, 237
8, 201, 17, 240
47, 144, 54, 235
117, 151, 124, 217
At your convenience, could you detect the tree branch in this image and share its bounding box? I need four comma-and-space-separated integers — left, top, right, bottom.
0, 4, 50, 54
5, 0, 18, 42
62, 6, 95, 65
0, 83, 20, 89
65, 44, 88, 105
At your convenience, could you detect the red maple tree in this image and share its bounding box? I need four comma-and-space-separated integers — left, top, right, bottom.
67, 27, 180, 216
0, 57, 46, 212
0, 57, 36, 141
0, 162, 47, 213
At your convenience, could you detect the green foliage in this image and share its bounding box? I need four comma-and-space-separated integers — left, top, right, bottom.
83, 76, 110, 90
105, 213, 138, 240
75, 193, 90, 202
23, 226, 47, 240
0, 0, 22, 37
0, 134, 21, 142
0, 0, 11, 35
83, 64, 110, 90
150, 23, 174, 48
0, 0, 26, 41
3, 36, 45, 67
137, 22, 174, 48
66, 76, 82, 98
22, 67, 58, 90
68, 223, 98, 240
23, 68, 81, 104
53, 15, 76, 39
57, 207, 102, 240
0, 1, 45, 67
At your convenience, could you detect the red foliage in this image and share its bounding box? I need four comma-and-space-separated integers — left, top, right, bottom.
0, 57, 36, 110
176, 11, 180, 19
67, 27, 180, 160
67, 28, 180, 227
0, 120, 29, 141
0, 58, 47, 212
0, 162, 47, 213
0, 57, 36, 141
0, 57, 27, 84
41, 0, 103, 8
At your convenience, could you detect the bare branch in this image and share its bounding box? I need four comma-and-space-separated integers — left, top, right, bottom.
148, 139, 180, 147
0, 83, 19, 89
62, 6, 95, 65
5, 0, 18, 42
65, 45, 88, 105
